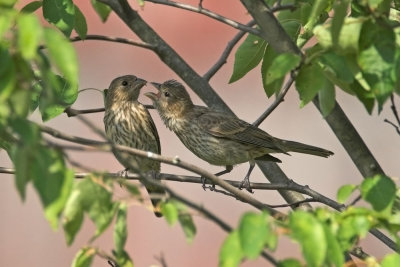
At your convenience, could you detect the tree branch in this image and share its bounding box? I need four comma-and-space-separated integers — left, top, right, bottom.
37, 123, 285, 218
144, 0, 260, 35
98, 0, 314, 212
70, 34, 155, 49
203, 20, 256, 81
252, 73, 295, 127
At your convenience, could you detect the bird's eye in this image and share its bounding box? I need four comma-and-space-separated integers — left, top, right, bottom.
122, 81, 128, 86
164, 91, 170, 97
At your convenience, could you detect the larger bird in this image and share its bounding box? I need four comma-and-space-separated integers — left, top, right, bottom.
145, 80, 333, 192
104, 75, 165, 216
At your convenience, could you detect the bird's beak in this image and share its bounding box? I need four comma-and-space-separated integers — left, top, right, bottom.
136, 78, 147, 88
145, 82, 162, 101
150, 82, 161, 90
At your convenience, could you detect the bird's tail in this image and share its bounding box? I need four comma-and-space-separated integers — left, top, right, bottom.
281, 140, 334, 157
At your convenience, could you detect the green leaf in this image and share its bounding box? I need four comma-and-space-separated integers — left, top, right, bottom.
74, 5, 87, 39
361, 175, 396, 212
63, 189, 84, 245
238, 212, 270, 259
114, 250, 134, 267
38, 74, 78, 121
161, 201, 178, 226
295, 62, 326, 107
331, 0, 350, 46
382, 253, 400, 267
63, 176, 117, 244
0, 48, 16, 102
32, 148, 74, 229
17, 14, 42, 60
219, 231, 243, 267
91, 0, 111, 22
0, 10, 15, 40
43, 0, 75, 36
261, 46, 282, 97
20, 1, 43, 13
337, 208, 372, 250
358, 21, 397, 110
318, 79, 335, 117
229, 34, 266, 83
289, 211, 327, 267
265, 53, 300, 86
278, 258, 303, 267
323, 224, 344, 267
71, 247, 96, 267
337, 184, 357, 204
314, 18, 363, 53
0, 0, 16, 7
319, 52, 354, 84
114, 202, 128, 256
44, 28, 79, 87
178, 211, 196, 243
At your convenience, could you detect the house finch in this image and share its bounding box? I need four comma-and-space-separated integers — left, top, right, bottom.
104, 75, 165, 216
145, 80, 333, 192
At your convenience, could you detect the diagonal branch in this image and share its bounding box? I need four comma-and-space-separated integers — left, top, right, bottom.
203, 20, 256, 81
70, 34, 155, 49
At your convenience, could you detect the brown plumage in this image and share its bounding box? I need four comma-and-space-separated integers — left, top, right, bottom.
104, 75, 164, 216
145, 80, 333, 191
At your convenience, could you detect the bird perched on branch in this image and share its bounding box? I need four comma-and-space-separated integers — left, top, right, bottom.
145, 80, 333, 192
104, 75, 165, 216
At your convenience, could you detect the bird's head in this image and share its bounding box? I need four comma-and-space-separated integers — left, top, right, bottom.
105, 75, 147, 107
145, 80, 194, 118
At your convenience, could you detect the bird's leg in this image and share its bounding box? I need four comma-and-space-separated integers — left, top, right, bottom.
239, 161, 255, 193
202, 165, 233, 191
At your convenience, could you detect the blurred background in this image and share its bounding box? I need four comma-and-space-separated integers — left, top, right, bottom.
1, 1, 399, 266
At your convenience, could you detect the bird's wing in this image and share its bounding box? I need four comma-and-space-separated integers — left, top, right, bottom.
143, 107, 161, 154
196, 109, 288, 154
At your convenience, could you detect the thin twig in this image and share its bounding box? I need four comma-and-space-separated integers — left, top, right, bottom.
145, 0, 260, 35
252, 74, 295, 127
64, 105, 154, 117
70, 34, 155, 49
384, 94, 400, 135
270, 3, 297, 13
203, 20, 256, 81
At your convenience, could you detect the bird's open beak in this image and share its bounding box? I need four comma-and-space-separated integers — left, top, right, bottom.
136, 78, 147, 88
144, 82, 162, 101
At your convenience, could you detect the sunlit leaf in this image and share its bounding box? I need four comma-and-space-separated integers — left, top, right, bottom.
71, 247, 96, 267
290, 211, 327, 267
382, 253, 400, 267
43, 0, 75, 36
361, 175, 396, 212
161, 201, 178, 226
219, 231, 243, 267
17, 14, 42, 60
337, 184, 357, 204
114, 202, 128, 255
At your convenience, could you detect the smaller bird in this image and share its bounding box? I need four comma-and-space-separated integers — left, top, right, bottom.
104, 75, 165, 216
145, 80, 333, 192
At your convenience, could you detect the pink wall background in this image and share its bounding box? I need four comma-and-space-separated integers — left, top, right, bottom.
1, 1, 399, 266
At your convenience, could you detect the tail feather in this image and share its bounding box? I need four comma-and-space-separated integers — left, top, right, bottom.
281, 140, 334, 157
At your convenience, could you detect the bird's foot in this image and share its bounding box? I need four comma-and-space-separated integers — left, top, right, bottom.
117, 168, 129, 187
201, 176, 215, 191
117, 168, 129, 178
239, 176, 253, 193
